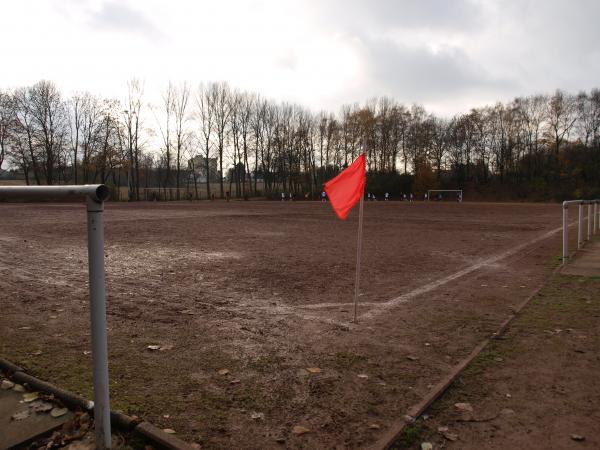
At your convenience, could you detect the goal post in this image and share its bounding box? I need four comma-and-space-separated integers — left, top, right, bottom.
0, 184, 112, 450
426, 189, 463, 201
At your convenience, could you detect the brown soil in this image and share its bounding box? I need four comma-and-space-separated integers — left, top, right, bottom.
0, 200, 569, 449
396, 273, 600, 449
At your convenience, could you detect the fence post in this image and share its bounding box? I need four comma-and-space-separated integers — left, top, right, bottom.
86, 197, 112, 450
587, 204, 592, 241
578, 204, 583, 249
563, 203, 568, 264
594, 202, 598, 234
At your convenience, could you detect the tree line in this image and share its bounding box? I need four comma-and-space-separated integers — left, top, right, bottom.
1, 79, 599, 201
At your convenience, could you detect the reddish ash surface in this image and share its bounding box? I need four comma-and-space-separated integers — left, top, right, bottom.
0, 201, 565, 449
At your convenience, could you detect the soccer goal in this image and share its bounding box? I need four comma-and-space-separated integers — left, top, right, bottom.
426, 189, 463, 202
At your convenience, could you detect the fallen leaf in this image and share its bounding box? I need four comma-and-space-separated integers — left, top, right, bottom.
454, 402, 473, 412
369, 423, 380, 429
357, 374, 369, 379
23, 392, 39, 402
406, 356, 419, 361
147, 345, 161, 351
51, 407, 69, 418
1, 380, 15, 390
30, 400, 54, 413
230, 379, 241, 385
12, 410, 30, 420
306, 367, 321, 374
250, 412, 265, 420
32, 350, 43, 356
501, 408, 515, 415
163, 428, 176, 434
442, 431, 458, 441
218, 369, 229, 376
292, 425, 310, 435
13, 384, 25, 392
571, 434, 585, 442
159, 344, 174, 351
437, 426, 449, 432
421, 443, 433, 450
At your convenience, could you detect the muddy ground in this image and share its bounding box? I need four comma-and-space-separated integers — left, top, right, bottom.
397, 273, 600, 449
0, 200, 569, 449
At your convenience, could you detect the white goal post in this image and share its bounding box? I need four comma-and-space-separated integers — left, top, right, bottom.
562, 199, 600, 264
426, 189, 463, 201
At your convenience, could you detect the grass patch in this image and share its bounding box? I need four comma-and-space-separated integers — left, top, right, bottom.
390, 422, 425, 449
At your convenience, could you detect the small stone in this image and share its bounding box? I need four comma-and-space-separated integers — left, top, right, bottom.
218, 369, 230, 376
163, 428, 176, 434
570, 434, 585, 442
306, 367, 322, 374
506, 393, 512, 398
230, 379, 241, 385
275, 437, 286, 443
147, 345, 161, 351
406, 356, 419, 361
424, 343, 431, 347
369, 423, 380, 429
357, 373, 369, 379
421, 443, 433, 450
250, 412, 265, 420
437, 426, 449, 433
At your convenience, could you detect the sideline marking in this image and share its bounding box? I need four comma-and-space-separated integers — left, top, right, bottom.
359, 224, 563, 320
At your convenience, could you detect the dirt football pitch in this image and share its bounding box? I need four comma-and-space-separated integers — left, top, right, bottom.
0, 200, 567, 448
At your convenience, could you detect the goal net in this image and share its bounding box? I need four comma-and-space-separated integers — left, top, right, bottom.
426, 189, 463, 202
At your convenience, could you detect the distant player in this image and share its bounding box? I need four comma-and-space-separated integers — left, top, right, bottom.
321, 191, 327, 202
384, 192, 389, 201
424, 192, 428, 201
281, 192, 285, 201
409, 193, 414, 202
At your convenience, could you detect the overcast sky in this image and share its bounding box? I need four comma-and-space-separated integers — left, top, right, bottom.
2, 0, 599, 116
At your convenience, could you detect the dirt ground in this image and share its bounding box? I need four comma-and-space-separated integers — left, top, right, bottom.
398, 273, 600, 449
0, 200, 569, 449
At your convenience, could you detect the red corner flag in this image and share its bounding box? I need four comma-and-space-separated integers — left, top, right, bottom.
324, 153, 366, 220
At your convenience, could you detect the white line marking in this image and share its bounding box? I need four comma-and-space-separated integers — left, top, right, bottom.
359, 224, 563, 320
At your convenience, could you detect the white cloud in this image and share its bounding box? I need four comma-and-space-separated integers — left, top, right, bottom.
0, 0, 599, 116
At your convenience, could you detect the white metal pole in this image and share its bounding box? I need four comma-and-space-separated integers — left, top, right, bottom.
353, 194, 365, 323
562, 204, 568, 264
594, 202, 598, 234
578, 204, 583, 249
86, 197, 111, 450
587, 204, 592, 241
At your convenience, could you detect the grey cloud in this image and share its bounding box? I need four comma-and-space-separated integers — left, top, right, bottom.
320, 0, 484, 33
89, 1, 162, 39
357, 37, 518, 104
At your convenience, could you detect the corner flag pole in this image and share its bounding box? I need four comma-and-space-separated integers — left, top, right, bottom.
353, 190, 365, 322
